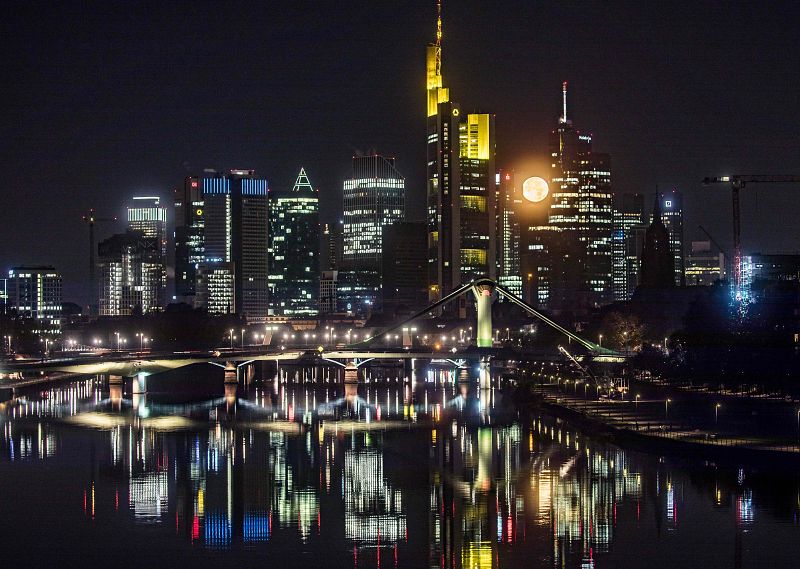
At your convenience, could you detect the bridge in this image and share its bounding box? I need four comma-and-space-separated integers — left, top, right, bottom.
1, 278, 623, 383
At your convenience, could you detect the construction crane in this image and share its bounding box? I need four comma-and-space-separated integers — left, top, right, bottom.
81, 209, 117, 314
701, 175, 800, 296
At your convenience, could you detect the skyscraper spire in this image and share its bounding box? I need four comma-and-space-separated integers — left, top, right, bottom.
652, 190, 662, 223
560, 81, 569, 124
435, 0, 442, 78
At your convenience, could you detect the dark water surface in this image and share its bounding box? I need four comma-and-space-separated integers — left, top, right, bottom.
1, 365, 799, 568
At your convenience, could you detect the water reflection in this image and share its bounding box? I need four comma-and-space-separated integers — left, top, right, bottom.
1, 366, 799, 567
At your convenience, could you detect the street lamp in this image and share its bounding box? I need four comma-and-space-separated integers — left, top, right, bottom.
241, 328, 245, 349
715, 403, 721, 425
665, 398, 671, 420
115, 331, 121, 351
229, 329, 234, 349
599, 334, 603, 347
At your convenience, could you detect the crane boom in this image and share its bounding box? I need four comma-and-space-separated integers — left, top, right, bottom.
701, 175, 800, 296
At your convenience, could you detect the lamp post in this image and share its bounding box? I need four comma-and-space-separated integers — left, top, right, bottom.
229, 329, 234, 349
115, 331, 120, 352
715, 403, 721, 425
599, 334, 603, 347
665, 398, 671, 421
241, 328, 245, 349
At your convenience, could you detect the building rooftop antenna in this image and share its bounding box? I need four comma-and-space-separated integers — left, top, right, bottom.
560, 81, 569, 124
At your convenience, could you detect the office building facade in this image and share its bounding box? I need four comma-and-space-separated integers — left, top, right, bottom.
268, 168, 320, 317
175, 170, 269, 321
382, 222, 428, 317
341, 155, 405, 315
686, 241, 725, 286
98, 231, 162, 316
496, 170, 522, 297
7, 266, 63, 335
660, 189, 685, 286
127, 196, 167, 308
611, 193, 646, 301
547, 83, 613, 312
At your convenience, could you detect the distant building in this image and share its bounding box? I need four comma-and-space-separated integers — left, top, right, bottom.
639, 194, 675, 288
174, 169, 269, 321
382, 222, 428, 317
547, 82, 613, 311
686, 241, 725, 286
746, 254, 800, 282
660, 189, 685, 286
98, 231, 162, 316
268, 168, 320, 317
612, 193, 646, 301
496, 170, 522, 297
319, 270, 339, 315
127, 196, 167, 308
195, 263, 235, 315
341, 155, 405, 315
321, 222, 343, 271
7, 266, 63, 335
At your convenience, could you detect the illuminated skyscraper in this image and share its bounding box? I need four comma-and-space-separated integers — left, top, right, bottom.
426, 2, 460, 306
686, 241, 725, 286
496, 170, 522, 296
547, 82, 613, 312
659, 189, 685, 285
340, 154, 405, 315
175, 170, 269, 321
459, 113, 496, 282
7, 266, 62, 335
98, 231, 162, 316
611, 193, 646, 301
127, 196, 167, 308
268, 168, 320, 316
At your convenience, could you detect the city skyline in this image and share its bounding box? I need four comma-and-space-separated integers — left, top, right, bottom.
3, 1, 800, 304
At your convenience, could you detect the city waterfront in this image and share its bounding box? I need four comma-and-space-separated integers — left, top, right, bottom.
1, 366, 799, 568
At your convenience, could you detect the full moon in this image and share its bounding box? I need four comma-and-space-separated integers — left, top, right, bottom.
522, 177, 549, 203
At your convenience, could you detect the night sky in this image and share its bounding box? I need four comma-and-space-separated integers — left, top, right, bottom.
2, 0, 800, 304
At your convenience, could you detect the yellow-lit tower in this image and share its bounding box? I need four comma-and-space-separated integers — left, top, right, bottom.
427, 0, 461, 306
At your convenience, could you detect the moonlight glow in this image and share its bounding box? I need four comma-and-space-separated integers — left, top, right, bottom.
522, 177, 549, 203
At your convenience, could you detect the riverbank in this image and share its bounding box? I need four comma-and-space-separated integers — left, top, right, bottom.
526, 382, 800, 466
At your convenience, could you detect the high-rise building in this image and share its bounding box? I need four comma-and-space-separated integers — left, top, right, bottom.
7, 266, 63, 335
639, 194, 675, 288
321, 222, 343, 271
686, 241, 725, 286
174, 177, 205, 302
660, 189, 685, 286
341, 155, 405, 315
319, 270, 339, 315
195, 263, 235, 314
382, 222, 428, 317
127, 196, 167, 308
98, 231, 162, 316
175, 170, 269, 321
268, 168, 320, 317
458, 113, 496, 283
426, 3, 460, 306
547, 82, 613, 312
496, 170, 522, 297
612, 193, 646, 301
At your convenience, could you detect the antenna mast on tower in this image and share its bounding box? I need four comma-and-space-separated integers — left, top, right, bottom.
560, 81, 569, 123
435, 0, 442, 77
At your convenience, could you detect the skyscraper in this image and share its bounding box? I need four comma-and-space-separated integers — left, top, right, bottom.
7, 266, 62, 335
458, 113, 496, 283
127, 196, 167, 308
640, 194, 675, 288
686, 241, 725, 286
496, 170, 522, 297
382, 222, 428, 317
426, 2, 460, 306
340, 154, 405, 315
98, 231, 162, 316
660, 189, 685, 286
175, 170, 269, 321
547, 82, 613, 312
611, 193, 646, 301
268, 168, 320, 317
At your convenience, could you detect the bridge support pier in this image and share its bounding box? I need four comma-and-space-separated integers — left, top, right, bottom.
472, 282, 495, 348
224, 361, 238, 385
344, 360, 359, 385
132, 372, 147, 417
109, 375, 123, 411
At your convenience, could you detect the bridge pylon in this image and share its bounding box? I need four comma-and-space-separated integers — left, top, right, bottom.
471, 281, 495, 348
